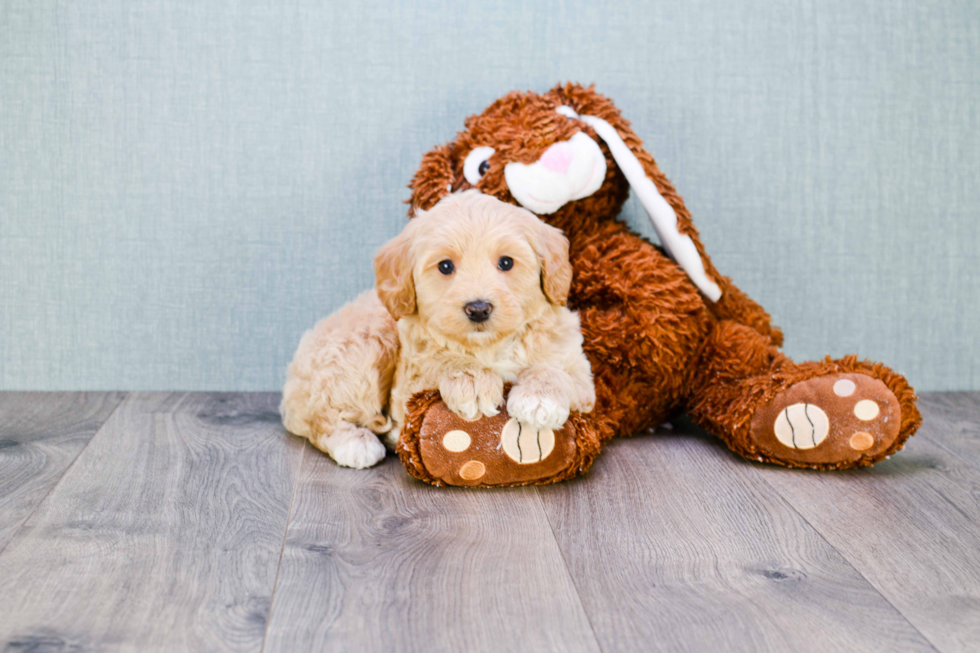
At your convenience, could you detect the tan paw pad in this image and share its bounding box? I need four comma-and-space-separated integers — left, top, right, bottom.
850, 432, 875, 451
459, 460, 486, 481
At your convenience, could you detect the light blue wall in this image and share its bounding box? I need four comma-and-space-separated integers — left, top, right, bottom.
1, 0, 978, 391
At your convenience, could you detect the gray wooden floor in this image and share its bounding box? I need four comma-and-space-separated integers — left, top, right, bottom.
1, 392, 978, 652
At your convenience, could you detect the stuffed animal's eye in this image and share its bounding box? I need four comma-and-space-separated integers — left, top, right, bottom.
463, 146, 495, 184
497, 256, 513, 271
438, 260, 455, 275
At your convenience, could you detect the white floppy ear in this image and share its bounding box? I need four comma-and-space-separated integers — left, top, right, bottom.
558, 105, 722, 302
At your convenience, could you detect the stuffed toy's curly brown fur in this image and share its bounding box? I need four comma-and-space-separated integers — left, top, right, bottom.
397, 83, 920, 485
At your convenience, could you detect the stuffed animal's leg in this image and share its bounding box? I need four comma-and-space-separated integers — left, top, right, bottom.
708, 279, 785, 346
687, 320, 921, 469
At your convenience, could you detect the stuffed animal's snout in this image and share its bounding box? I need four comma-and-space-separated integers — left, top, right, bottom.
538, 141, 574, 175
503, 132, 607, 215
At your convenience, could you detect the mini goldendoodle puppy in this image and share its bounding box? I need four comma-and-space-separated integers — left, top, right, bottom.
281, 191, 595, 468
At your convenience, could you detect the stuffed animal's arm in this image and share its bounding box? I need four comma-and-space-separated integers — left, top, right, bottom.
570, 110, 781, 344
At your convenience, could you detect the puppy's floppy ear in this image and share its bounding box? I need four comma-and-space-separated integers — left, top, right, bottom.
374, 224, 417, 320
514, 204, 572, 304
534, 221, 573, 306
407, 144, 454, 215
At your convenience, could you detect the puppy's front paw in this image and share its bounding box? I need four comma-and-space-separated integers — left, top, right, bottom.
507, 384, 570, 431
324, 426, 387, 469
439, 369, 504, 421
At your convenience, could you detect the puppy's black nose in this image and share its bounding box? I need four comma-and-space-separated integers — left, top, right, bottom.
464, 300, 493, 323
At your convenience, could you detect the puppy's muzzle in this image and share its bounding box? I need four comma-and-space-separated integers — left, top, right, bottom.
464, 300, 493, 323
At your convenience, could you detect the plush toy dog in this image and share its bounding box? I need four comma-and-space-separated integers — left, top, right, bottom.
397, 83, 921, 486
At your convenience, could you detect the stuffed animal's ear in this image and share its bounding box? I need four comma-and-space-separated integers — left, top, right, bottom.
374, 225, 416, 320
408, 144, 454, 214
550, 83, 786, 341
534, 221, 573, 306
551, 83, 725, 303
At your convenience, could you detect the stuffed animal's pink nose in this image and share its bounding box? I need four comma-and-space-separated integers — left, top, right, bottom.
539, 142, 574, 175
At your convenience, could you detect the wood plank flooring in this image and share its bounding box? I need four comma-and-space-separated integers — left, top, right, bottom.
0, 392, 125, 553
0, 392, 977, 652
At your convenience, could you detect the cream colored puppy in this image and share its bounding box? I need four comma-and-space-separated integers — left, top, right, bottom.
281, 191, 595, 468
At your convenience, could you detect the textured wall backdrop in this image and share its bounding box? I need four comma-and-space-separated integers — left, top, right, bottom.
1, 0, 978, 391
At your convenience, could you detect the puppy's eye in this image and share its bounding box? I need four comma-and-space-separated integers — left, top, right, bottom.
463, 146, 495, 185
438, 260, 455, 275
497, 256, 513, 271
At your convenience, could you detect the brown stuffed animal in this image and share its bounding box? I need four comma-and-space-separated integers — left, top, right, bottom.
397, 83, 921, 487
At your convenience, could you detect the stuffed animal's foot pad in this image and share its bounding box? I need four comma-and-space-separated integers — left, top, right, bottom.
750, 373, 901, 467
415, 401, 578, 487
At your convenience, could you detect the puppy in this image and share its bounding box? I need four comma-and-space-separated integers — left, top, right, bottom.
281, 191, 595, 468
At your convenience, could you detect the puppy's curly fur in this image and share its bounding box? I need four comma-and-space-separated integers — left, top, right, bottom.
281, 191, 594, 468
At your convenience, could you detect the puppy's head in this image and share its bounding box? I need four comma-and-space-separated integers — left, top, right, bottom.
374, 190, 572, 346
